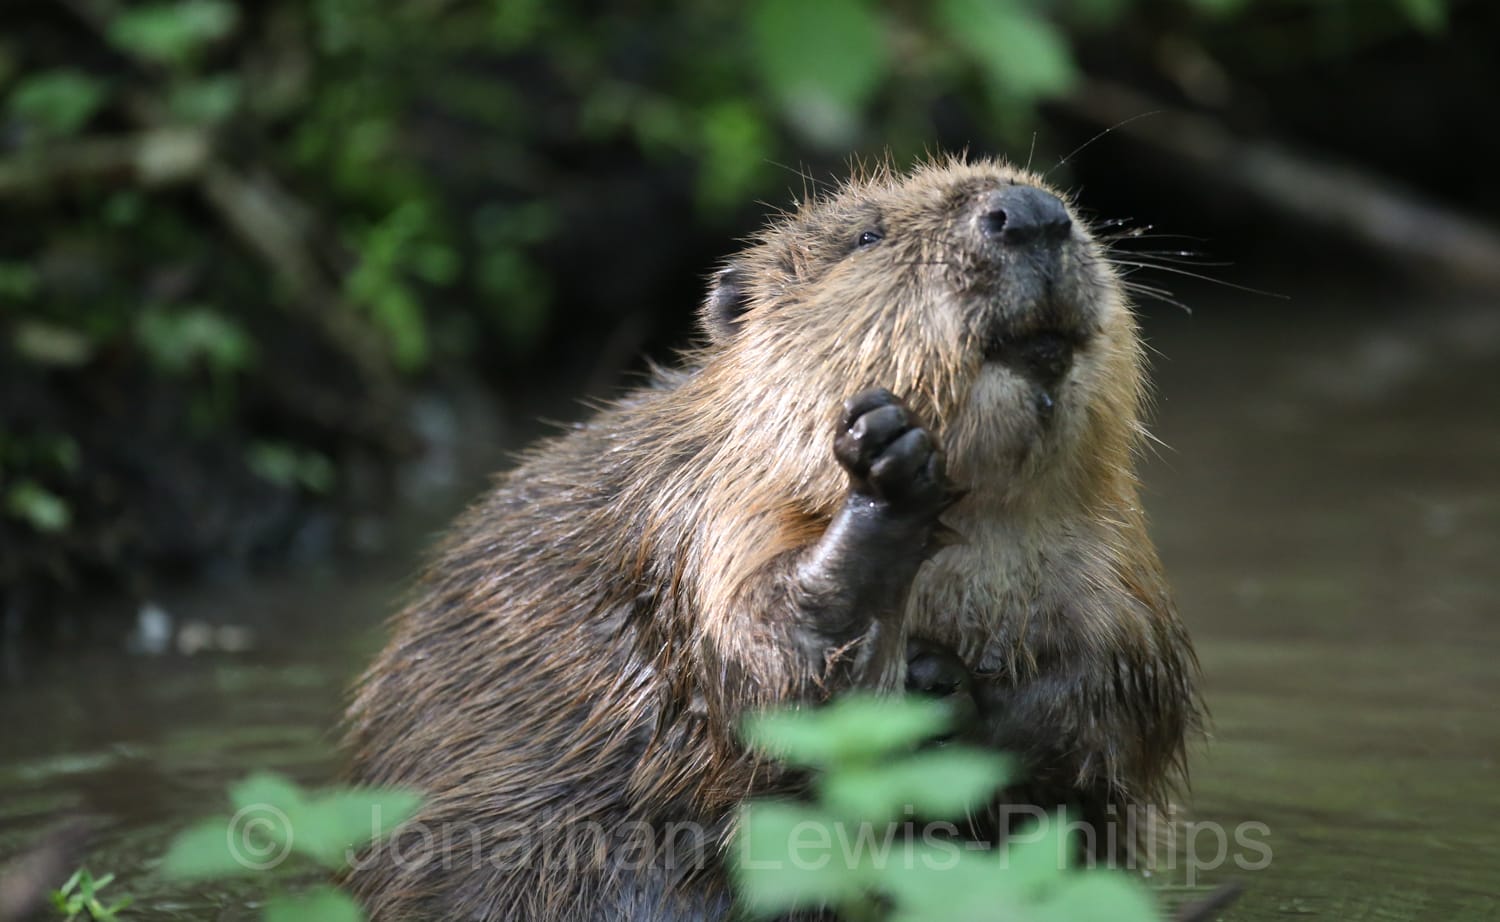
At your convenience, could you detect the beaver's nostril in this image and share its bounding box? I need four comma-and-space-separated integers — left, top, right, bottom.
983, 186, 1072, 246
982, 208, 1011, 238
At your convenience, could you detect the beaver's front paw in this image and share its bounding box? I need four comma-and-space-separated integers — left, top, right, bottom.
905, 636, 980, 739
835, 387, 955, 517
906, 636, 972, 699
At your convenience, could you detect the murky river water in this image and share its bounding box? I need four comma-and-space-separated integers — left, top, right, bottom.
2, 281, 1497, 920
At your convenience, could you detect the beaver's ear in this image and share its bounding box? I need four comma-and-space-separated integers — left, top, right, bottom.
701, 266, 749, 343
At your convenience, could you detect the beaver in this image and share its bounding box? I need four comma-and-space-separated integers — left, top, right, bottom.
343, 156, 1201, 920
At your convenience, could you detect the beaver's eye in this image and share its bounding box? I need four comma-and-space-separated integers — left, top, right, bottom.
856, 229, 884, 248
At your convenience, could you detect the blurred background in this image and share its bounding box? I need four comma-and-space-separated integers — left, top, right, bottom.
1, 0, 1496, 919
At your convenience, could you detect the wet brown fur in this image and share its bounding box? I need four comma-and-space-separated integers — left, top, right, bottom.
343, 156, 1201, 920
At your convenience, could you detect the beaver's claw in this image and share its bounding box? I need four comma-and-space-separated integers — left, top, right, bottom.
835, 387, 955, 518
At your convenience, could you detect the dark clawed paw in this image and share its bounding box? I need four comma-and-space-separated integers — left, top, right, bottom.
905, 637, 972, 699
835, 387, 955, 516
905, 637, 980, 741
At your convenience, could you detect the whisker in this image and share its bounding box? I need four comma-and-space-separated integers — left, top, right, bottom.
1046, 110, 1163, 178
1108, 260, 1289, 299
1119, 281, 1196, 315
1105, 232, 1212, 244
1112, 251, 1232, 268
1104, 236, 1194, 249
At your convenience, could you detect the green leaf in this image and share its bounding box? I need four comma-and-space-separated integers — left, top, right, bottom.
371, 286, 428, 371
346, 202, 453, 371
229, 772, 306, 816
224, 773, 303, 868
821, 748, 1012, 822
734, 801, 871, 916
245, 443, 335, 494
881, 847, 1026, 920
296, 452, 336, 495
162, 776, 421, 879
0, 261, 40, 301
7, 70, 107, 137
294, 787, 423, 869
103, 191, 146, 227
749, 0, 887, 145
743, 695, 953, 766
474, 246, 550, 349
1394, 0, 1447, 32
4, 481, 72, 533
411, 243, 460, 285
998, 810, 1075, 895
263, 886, 365, 922
134, 306, 256, 375
322, 788, 423, 841
490, 0, 550, 50
109, 1, 239, 67
169, 74, 242, 123
246, 442, 301, 489
935, 0, 1077, 101
57, 867, 82, 897
1185, 0, 1250, 16
160, 817, 262, 879
697, 100, 774, 212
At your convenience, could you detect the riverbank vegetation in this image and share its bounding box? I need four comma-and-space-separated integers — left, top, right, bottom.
2, 0, 1488, 641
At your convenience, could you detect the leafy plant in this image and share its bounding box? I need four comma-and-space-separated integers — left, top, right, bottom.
6, 70, 109, 139
735, 695, 1160, 922
134, 306, 256, 377
0, 0, 1460, 610
5, 480, 73, 534
107, 1, 239, 69
246, 442, 337, 494
343, 202, 458, 372
160, 773, 421, 922
51, 868, 133, 922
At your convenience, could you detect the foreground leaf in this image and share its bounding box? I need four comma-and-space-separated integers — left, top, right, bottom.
160, 817, 258, 879
821, 748, 1012, 822
264, 886, 364, 922
743, 695, 953, 766
735, 801, 871, 916
295, 787, 424, 869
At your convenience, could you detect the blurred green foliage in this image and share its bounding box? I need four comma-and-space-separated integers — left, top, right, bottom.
161, 772, 421, 922
7, 70, 108, 138
736, 695, 1160, 921
51, 868, 133, 922
0, 0, 1452, 588
5, 479, 73, 534
0, 0, 1452, 386
108, 1, 239, 68
246, 441, 336, 494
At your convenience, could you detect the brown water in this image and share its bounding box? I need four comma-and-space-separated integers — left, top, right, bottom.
2, 282, 1497, 920
1145, 285, 1500, 918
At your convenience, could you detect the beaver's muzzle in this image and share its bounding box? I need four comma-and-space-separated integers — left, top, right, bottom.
981, 185, 1073, 247
977, 185, 1088, 395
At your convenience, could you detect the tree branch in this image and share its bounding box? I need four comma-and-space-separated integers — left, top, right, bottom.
1062, 79, 1500, 290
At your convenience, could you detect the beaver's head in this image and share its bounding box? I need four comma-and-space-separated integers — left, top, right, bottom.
696, 157, 1144, 512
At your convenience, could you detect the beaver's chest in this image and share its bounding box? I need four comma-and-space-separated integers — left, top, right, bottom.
905, 515, 1112, 680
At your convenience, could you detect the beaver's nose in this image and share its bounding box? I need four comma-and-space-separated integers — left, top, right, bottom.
981, 186, 1072, 246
